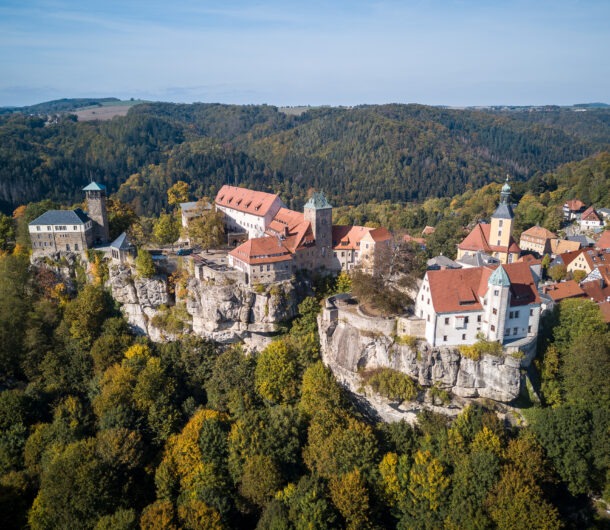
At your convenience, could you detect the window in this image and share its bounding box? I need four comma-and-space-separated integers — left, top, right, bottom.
427, 315, 430, 322
491, 325, 495, 331
464, 316, 469, 325
497, 240, 501, 246
462, 334, 466, 340
505, 328, 510, 336
499, 220, 503, 227
73, 225, 78, 230
513, 327, 518, 335
509, 311, 514, 319
494, 289, 499, 296
530, 309, 534, 317
528, 326, 532, 333
514, 311, 519, 318
74, 244, 79, 251
492, 308, 497, 315
36, 226, 40, 231
477, 315, 482, 323
443, 336, 447, 342
444, 317, 449, 325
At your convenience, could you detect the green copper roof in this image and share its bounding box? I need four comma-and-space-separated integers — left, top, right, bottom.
304, 191, 332, 210
488, 265, 511, 287
83, 181, 106, 191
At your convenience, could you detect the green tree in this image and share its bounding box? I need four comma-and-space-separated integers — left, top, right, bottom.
167, 181, 190, 207
135, 249, 155, 278
188, 209, 225, 251
239, 454, 283, 507
255, 340, 299, 404
548, 264, 566, 282
0, 213, 15, 251
153, 213, 180, 245
329, 469, 371, 530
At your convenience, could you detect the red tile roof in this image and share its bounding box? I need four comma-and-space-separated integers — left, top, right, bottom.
229, 237, 293, 265
542, 280, 585, 302
554, 249, 583, 267
564, 199, 586, 211
403, 234, 426, 246
426, 261, 539, 314
458, 223, 521, 254
215, 185, 280, 218
582, 249, 610, 269
596, 231, 610, 250
581, 279, 610, 304
368, 227, 393, 242
549, 238, 581, 255
581, 206, 601, 222
332, 225, 373, 250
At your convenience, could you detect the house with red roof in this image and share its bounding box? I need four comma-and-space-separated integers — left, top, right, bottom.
563, 199, 586, 221
457, 179, 521, 264
596, 231, 610, 250
519, 225, 556, 255
579, 206, 603, 230
414, 261, 541, 347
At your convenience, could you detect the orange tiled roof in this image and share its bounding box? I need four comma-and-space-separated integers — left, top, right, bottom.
458, 223, 521, 254
581, 206, 601, 222
518, 254, 542, 265
564, 199, 585, 211
229, 237, 293, 265
596, 231, 610, 250
550, 238, 581, 255
368, 227, 393, 242
403, 234, 426, 246
542, 280, 585, 302
582, 249, 610, 269
426, 261, 539, 314
215, 185, 280, 217
521, 225, 556, 241
332, 225, 373, 250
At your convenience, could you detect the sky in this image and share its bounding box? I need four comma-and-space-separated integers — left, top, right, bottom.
1, 0, 609, 107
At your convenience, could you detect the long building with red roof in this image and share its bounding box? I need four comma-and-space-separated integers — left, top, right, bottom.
414, 261, 541, 347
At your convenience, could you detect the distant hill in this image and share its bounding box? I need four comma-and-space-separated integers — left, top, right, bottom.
1, 101, 609, 215
0, 97, 124, 115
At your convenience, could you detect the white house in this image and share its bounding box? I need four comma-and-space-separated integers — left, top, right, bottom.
414, 261, 541, 347
579, 206, 603, 231
215, 185, 284, 239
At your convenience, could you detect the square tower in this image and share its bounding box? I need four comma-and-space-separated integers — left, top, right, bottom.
83, 182, 110, 244
304, 192, 333, 269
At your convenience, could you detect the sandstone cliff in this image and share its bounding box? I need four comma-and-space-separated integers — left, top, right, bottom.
184, 277, 300, 347
319, 300, 523, 421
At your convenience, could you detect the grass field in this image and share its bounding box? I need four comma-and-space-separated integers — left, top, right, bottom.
74, 100, 147, 121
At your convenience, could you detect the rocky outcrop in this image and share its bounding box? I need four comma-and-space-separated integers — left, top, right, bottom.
184, 277, 300, 347
319, 304, 522, 408
108, 265, 170, 340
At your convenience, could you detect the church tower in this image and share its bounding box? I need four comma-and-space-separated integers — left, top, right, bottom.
83, 182, 110, 244
304, 192, 333, 268
490, 176, 514, 250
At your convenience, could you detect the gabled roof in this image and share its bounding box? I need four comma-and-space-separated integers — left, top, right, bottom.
29, 208, 90, 226
215, 185, 281, 218
521, 225, 556, 241
229, 236, 293, 265
366, 227, 393, 243
596, 231, 610, 250
82, 181, 106, 191
180, 201, 198, 212
564, 199, 585, 211
458, 223, 521, 254
403, 234, 426, 246
581, 279, 610, 304
542, 280, 585, 302
549, 238, 581, 255
566, 235, 595, 247
110, 232, 134, 250
332, 225, 373, 250
457, 251, 500, 268
426, 261, 539, 314
581, 206, 601, 222
582, 248, 610, 269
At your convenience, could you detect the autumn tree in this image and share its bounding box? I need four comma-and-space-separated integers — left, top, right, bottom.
188, 208, 225, 251
167, 181, 190, 208
153, 213, 180, 246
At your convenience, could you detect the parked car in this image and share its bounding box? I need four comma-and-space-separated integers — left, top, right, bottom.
176, 248, 192, 256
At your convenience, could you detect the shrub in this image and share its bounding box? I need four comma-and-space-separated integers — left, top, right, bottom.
459, 335, 503, 360
361, 368, 418, 402
395, 335, 418, 348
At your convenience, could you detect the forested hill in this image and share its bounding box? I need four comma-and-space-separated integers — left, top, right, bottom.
1, 102, 609, 215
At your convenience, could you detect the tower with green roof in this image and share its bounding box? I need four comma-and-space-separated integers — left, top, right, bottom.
83, 182, 109, 244
304, 192, 333, 268
485, 265, 511, 342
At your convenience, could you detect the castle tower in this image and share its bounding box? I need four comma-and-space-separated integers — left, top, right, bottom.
490, 175, 514, 250
484, 265, 511, 343
83, 182, 109, 244
304, 192, 333, 268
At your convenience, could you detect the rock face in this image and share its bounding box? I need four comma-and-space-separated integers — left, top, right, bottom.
184, 277, 300, 347
108, 265, 170, 341
319, 305, 522, 404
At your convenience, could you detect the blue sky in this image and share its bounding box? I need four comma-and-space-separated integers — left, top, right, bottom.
1, 0, 608, 107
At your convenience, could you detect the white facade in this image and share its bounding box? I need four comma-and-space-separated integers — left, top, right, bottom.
217, 200, 282, 239
414, 266, 541, 348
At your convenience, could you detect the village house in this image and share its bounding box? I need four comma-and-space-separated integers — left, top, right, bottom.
29, 182, 109, 256
563, 199, 586, 221
519, 225, 556, 255
109, 232, 136, 264
414, 261, 541, 347
566, 248, 610, 276
456, 179, 521, 264
579, 206, 604, 231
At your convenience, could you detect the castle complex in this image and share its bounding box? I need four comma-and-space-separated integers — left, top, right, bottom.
215, 185, 392, 284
